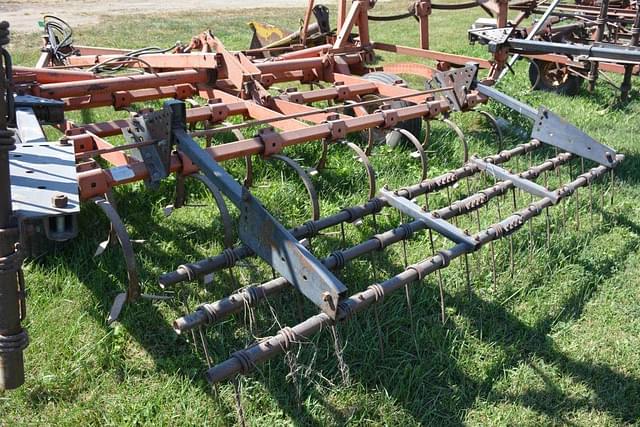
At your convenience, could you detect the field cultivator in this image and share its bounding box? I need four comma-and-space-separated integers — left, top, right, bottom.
0, 0, 624, 392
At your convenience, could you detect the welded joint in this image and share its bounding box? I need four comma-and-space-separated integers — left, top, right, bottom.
333, 82, 353, 101
377, 104, 399, 129
283, 89, 304, 104
324, 115, 347, 140
257, 127, 285, 157
207, 98, 230, 123
414, 0, 432, 17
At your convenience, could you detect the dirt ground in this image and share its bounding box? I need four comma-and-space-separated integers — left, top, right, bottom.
1, 0, 311, 33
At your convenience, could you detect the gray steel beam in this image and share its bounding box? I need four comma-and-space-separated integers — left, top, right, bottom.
470, 157, 559, 203
379, 187, 477, 248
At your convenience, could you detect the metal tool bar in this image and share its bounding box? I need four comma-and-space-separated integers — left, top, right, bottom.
476, 83, 538, 119
191, 86, 452, 137
507, 38, 640, 63
379, 187, 477, 248
470, 156, 559, 203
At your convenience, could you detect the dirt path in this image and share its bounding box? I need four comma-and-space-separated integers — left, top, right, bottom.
1, 0, 310, 34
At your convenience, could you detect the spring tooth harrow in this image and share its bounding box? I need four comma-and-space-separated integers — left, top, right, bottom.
0, 0, 625, 391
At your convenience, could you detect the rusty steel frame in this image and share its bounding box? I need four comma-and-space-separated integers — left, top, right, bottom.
1, 0, 627, 390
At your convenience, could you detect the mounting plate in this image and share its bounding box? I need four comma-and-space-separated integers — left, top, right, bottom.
9, 141, 79, 241
123, 109, 172, 188
531, 107, 617, 167
432, 63, 479, 111
468, 27, 513, 45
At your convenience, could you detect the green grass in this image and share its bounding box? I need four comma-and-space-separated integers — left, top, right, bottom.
3, 3, 640, 425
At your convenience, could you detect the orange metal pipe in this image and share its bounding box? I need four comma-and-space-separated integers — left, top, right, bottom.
33, 69, 209, 99
13, 66, 98, 83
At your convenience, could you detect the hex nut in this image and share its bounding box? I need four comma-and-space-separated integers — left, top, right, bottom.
52, 194, 68, 208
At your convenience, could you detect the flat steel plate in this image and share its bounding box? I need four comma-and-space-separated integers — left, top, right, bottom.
9, 142, 80, 219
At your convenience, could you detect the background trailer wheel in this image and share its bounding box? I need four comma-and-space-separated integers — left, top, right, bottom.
360, 72, 422, 148
528, 59, 583, 96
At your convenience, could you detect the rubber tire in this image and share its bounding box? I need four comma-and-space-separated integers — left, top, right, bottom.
361, 72, 422, 148
528, 60, 582, 96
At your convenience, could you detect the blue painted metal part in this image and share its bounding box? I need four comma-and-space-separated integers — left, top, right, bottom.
379, 187, 478, 249
476, 84, 617, 167
166, 100, 347, 319
470, 157, 559, 203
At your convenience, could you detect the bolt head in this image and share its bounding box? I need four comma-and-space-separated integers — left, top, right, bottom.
52, 194, 68, 208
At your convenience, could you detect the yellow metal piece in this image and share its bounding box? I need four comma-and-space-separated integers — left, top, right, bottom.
248, 21, 292, 48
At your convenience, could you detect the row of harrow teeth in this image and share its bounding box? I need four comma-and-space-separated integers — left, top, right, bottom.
167, 136, 622, 384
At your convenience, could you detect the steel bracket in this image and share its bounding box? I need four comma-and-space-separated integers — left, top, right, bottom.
468, 27, 514, 46
379, 187, 477, 249
433, 63, 479, 111
9, 140, 80, 242
122, 108, 173, 188
258, 127, 285, 157
13, 95, 64, 126
530, 106, 617, 167
477, 84, 617, 167
166, 100, 347, 319
470, 157, 559, 203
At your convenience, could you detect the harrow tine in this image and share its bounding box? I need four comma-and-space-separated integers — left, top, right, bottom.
166, 173, 235, 248
575, 180, 581, 231
243, 156, 253, 188
399, 213, 416, 338
198, 326, 213, 369
233, 377, 247, 427
394, 128, 428, 181
441, 118, 469, 165
422, 120, 430, 149
464, 253, 471, 299
164, 174, 186, 217
313, 138, 331, 173
343, 141, 377, 201
365, 128, 375, 156
330, 325, 350, 385
476, 110, 504, 151
610, 169, 615, 206
427, 228, 446, 324
509, 187, 516, 278
188, 173, 235, 248
372, 295, 385, 357
543, 169, 551, 248
486, 203, 498, 293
